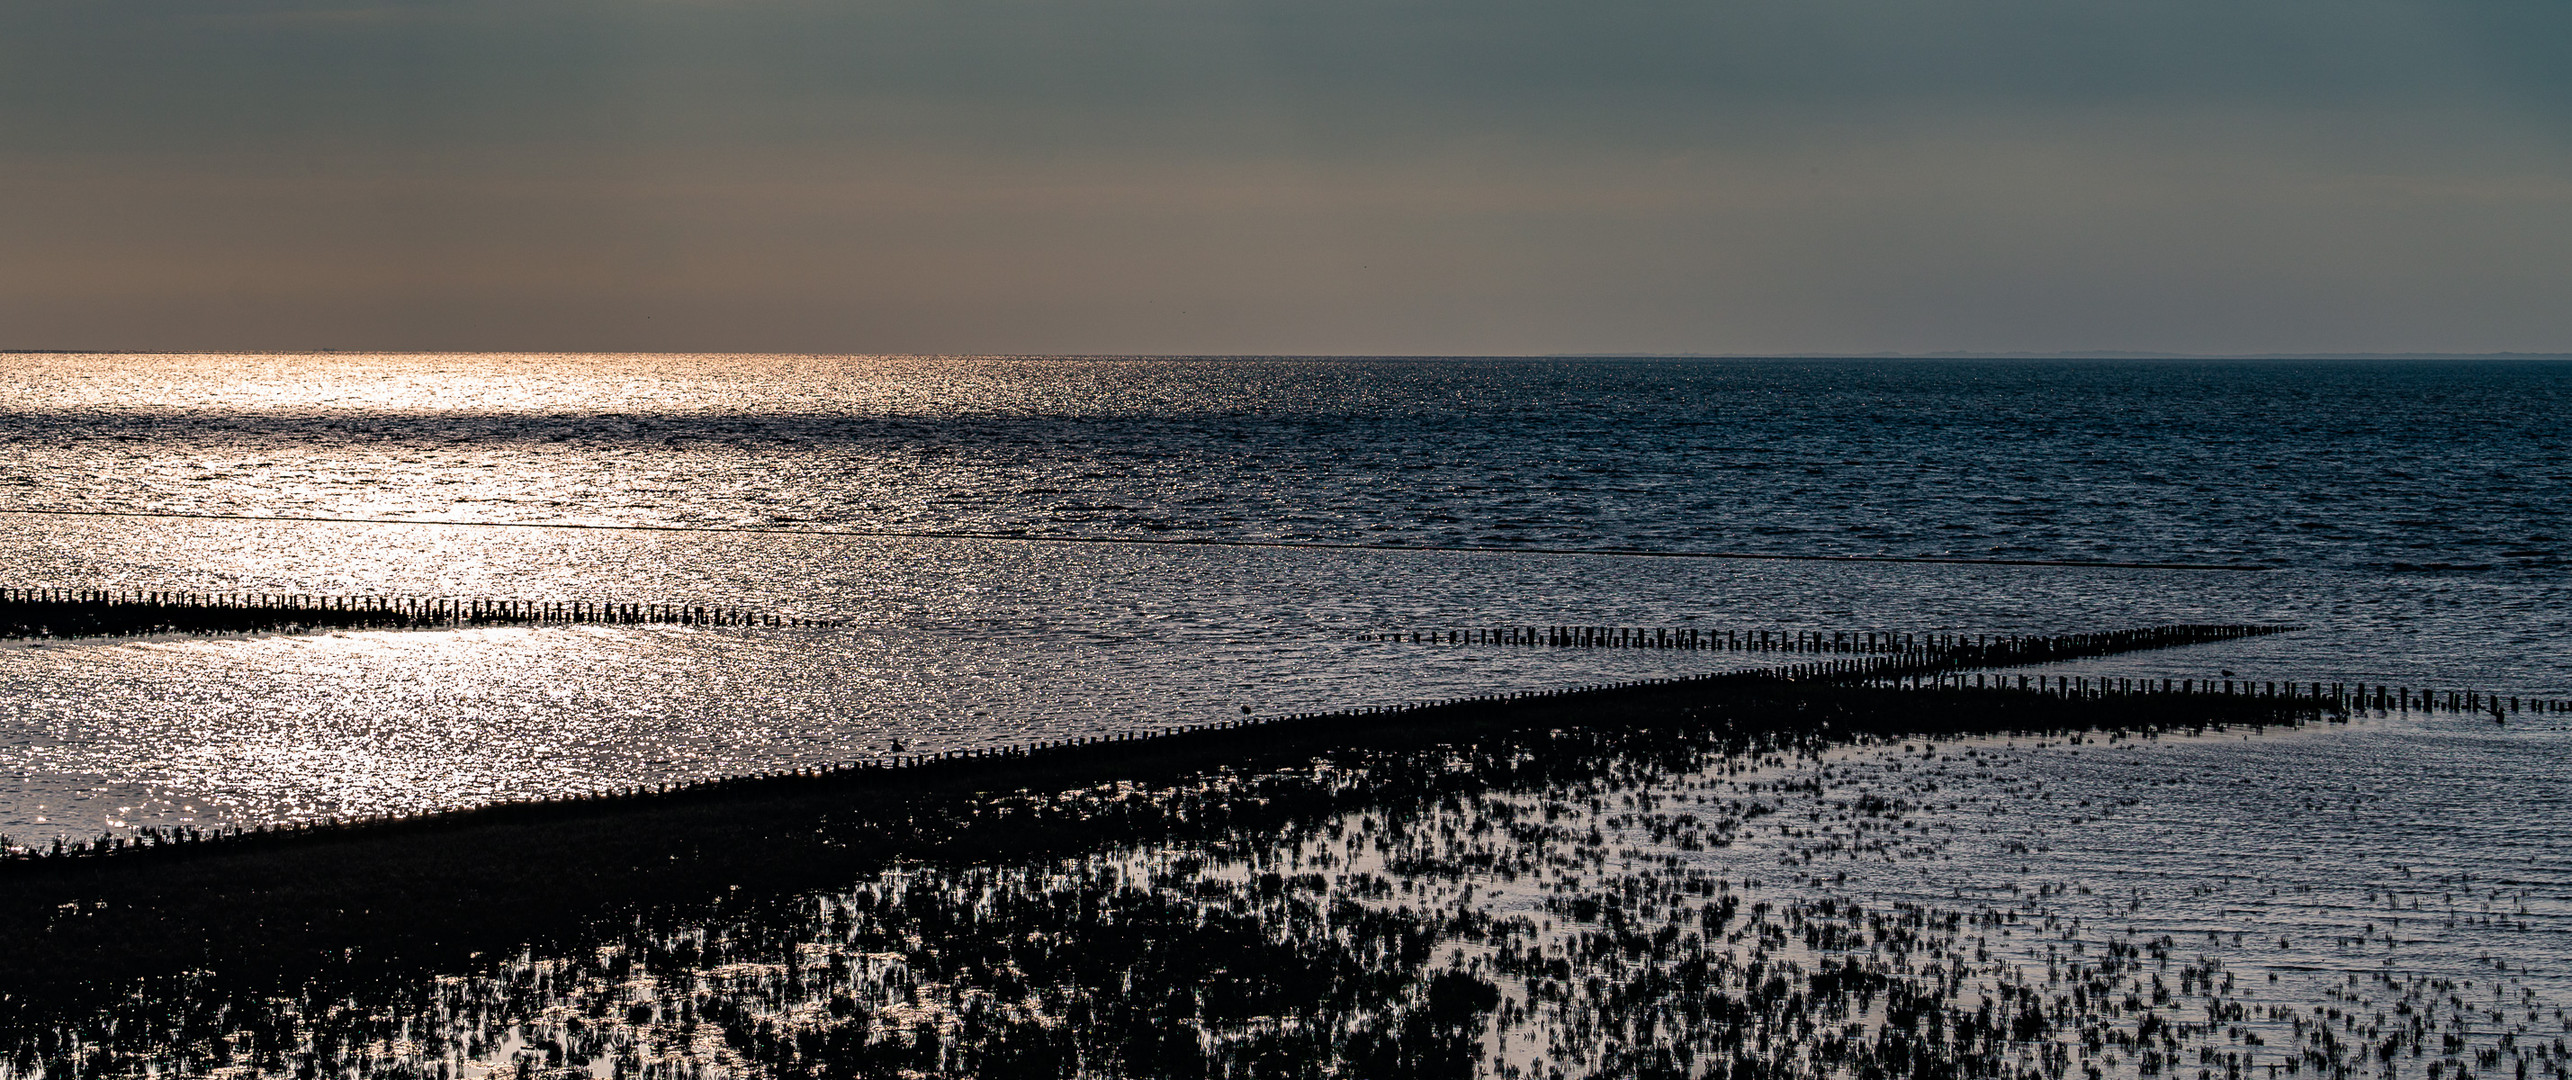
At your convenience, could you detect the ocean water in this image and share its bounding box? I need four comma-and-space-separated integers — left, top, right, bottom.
7, 353, 2572, 1079
0, 353, 2566, 838
4, 353, 2566, 570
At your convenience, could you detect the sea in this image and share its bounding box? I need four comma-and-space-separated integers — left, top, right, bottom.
2, 353, 2568, 1078
1, 353, 2564, 836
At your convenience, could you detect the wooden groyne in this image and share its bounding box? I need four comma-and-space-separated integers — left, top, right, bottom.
0, 672, 2324, 1027
1867, 669, 2568, 717
0, 644, 2333, 865
0, 621, 2320, 862
1363, 621, 2570, 716
3, 619, 2559, 866
1357, 621, 2285, 655
0, 587, 838, 639
0, 618, 2552, 1056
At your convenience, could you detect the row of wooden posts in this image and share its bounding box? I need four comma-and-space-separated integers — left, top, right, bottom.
1, 596, 2552, 718
1876, 669, 2565, 716
1, 620, 2562, 860
1369, 621, 2566, 716
1358, 622, 2281, 655
5, 620, 2490, 862
0, 587, 840, 637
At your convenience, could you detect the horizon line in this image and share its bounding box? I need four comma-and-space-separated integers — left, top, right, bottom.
3, 349, 2566, 362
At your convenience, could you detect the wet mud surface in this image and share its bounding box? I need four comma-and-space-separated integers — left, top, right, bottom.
5, 682, 2562, 1079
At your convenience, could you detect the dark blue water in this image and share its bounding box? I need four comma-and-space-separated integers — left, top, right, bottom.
3, 355, 2564, 571
0, 354, 2566, 836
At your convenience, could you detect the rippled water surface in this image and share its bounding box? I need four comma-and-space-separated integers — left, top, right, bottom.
2, 353, 2568, 835
4, 353, 2566, 568
4, 354, 2569, 1078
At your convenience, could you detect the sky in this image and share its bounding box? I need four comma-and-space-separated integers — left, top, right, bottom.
2, 0, 2567, 355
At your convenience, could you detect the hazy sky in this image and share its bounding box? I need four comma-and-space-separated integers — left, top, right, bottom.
3, 0, 2567, 354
